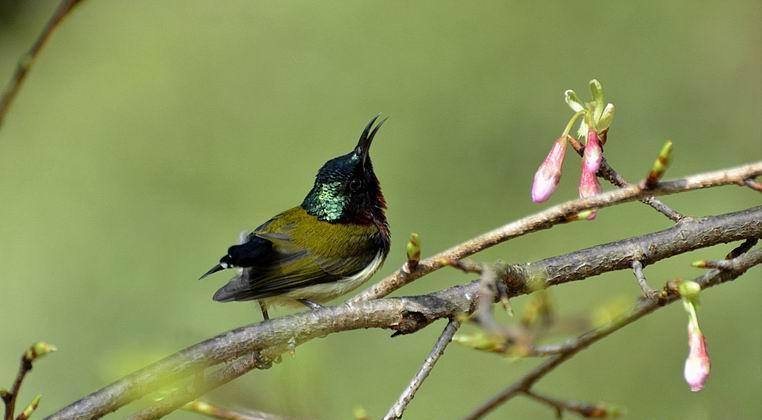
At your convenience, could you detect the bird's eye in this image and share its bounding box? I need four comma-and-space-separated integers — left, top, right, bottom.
349, 179, 362, 192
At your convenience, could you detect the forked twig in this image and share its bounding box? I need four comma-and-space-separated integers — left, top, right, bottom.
460, 247, 762, 420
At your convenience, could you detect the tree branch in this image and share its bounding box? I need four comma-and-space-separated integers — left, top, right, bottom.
567, 134, 684, 222
522, 389, 618, 419
124, 353, 272, 420
630, 260, 655, 297
382, 319, 461, 420
0, 0, 85, 129
744, 178, 762, 192
352, 161, 761, 301
2, 343, 56, 420
460, 247, 762, 420
43, 202, 761, 420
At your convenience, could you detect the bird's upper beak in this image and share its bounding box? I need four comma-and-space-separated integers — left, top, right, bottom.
355, 113, 387, 165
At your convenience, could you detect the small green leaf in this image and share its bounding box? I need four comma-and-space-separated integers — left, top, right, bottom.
597, 103, 615, 131
564, 89, 585, 113
589, 79, 605, 117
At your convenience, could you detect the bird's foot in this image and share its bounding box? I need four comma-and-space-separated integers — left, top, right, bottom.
258, 301, 270, 320
299, 299, 323, 311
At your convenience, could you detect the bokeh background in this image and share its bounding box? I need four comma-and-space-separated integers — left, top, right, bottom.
1, 1, 760, 419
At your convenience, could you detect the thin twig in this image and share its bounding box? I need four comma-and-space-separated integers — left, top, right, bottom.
382, 320, 461, 420
744, 178, 762, 192
2, 343, 56, 420
630, 260, 656, 297
43, 205, 762, 420
460, 247, 762, 420
523, 389, 617, 419
567, 135, 684, 222
1, 357, 31, 420
0, 0, 85, 129
726, 238, 758, 259
352, 162, 760, 302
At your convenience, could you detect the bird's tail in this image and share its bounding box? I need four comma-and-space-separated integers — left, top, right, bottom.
212, 274, 252, 302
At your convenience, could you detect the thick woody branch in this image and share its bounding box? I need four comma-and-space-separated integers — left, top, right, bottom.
461, 248, 762, 420
0, 0, 84, 129
43, 204, 762, 420
125, 353, 272, 420
354, 162, 762, 301
522, 205, 761, 290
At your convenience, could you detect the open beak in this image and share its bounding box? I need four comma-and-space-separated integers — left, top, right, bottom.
355, 113, 387, 165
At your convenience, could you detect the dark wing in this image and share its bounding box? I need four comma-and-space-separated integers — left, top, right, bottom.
212, 207, 383, 301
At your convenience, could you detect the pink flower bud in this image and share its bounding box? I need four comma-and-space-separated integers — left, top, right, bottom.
578, 129, 603, 220
578, 165, 601, 198
684, 322, 710, 392
532, 138, 567, 203
581, 129, 603, 181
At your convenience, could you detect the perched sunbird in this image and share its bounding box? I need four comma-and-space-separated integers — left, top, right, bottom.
200, 115, 391, 319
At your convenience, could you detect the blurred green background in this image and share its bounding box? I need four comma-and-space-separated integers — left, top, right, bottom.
1, 1, 760, 419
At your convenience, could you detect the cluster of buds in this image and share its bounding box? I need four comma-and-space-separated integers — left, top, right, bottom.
678, 280, 711, 392
531, 79, 615, 219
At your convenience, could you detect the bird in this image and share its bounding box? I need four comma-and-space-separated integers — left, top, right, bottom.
199, 114, 391, 320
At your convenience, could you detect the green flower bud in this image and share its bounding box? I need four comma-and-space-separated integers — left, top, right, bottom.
406, 233, 421, 270
17, 394, 42, 420
678, 280, 701, 305
645, 141, 673, 187
23, 342, 57, 363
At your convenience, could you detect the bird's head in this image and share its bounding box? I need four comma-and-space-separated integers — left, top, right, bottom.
302, 114, 387, 224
